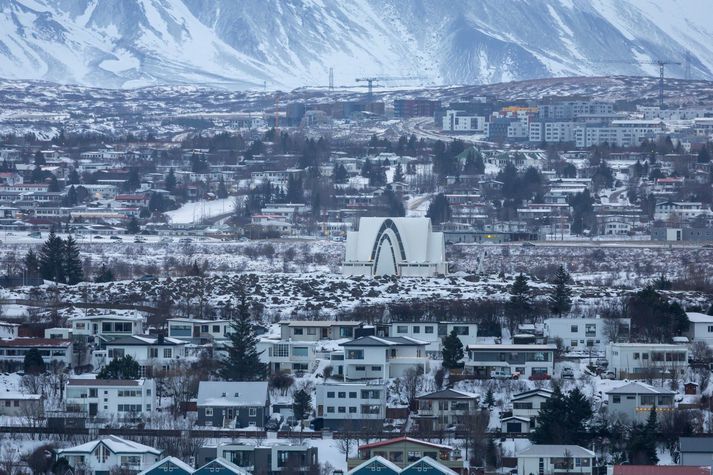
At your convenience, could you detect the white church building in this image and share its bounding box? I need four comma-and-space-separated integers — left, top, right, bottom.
342, 217, 448, 277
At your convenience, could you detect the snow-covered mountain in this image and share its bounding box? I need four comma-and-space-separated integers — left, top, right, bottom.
0, 0, 711, 90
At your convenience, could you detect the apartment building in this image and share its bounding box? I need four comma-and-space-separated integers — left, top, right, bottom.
315, 381, 387, 429
465, 344, 556, 379
339, 336, 429, 380
605, 343, 688, 379
65, 378, 156, 419
386, 322, 477, 356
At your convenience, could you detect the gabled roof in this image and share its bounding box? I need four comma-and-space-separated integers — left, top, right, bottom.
285, 320, 362, 327
606, 382, 675, 396
500, 416, 531, 423
195, 458, 247, 475
680, 437, 713, 453
517, 445, 594, 458
686, 312, 713, 324
402, 457, 459, 475
349, 456, 402, 475
416, 389, 478, 400
341, 336, 427, 347
359, 437, 453, 451
197, 381, 269, 407
138, 456, 194, 475
511, 389, 554, 401
57, 435, 161, 455
0, 338, 71, 348
612, 466, 710, 475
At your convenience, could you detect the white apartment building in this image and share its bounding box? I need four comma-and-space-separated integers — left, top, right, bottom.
529, 121, 577, 143
279, 320, 363, 341
442, 110, 487, 132
606, 382, 675, 424
257, 339, 317, 374
166, 318, 231, 344
517, 445, 595, 475
97, 335, 187, 376
685, 312, 713, 347
69, 314, 145, 339
543, 317, 630, 352
315, 381, 387, 429
65, 378, 156, 419
0, 338, 73, 366
465, 344, 556, 379
57, 436, 161, 475
338, 336, 429, 380
387, 322, 478, 355
654, 201, 711, 222
574, 120, 664, 148
605, 342, 688, 379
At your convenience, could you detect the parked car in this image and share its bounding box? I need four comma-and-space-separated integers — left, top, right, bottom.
28, 231, 41, 238
491, 369, 518, 380
595, 357, 609, 368
110, 236, 123, 241
561, 367, 574, 379
529, 373, 552, 381
264, 418, 280, 431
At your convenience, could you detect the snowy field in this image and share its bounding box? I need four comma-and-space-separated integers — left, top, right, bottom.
164, 197, 242, 224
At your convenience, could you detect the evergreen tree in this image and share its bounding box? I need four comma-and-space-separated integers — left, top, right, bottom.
441, 328, 464, 369
484, 388, 495, 407
360, 158, 372, 178
97, 355, 140, 379
426, 193, 451, 225
531, 386, 592, 446
68, 169, 80, 185
393, 163, 405, 183
219, 290, 265, 381
165, 168, 177, 192
697, 144, 711, 163
63, 235, 83, 285
34, 150, 46, 166
95, 264, 115, 283
24, 348, 46, 375
286, 175, 302, 203
39, 231, 65, 283
627, 407, 658, 465
292, 387, 313, 421
47, 176, 61, 192
24, 250, 40, 278
126, 217, 140, 234
510, 273, 531, 309
333, 164, 348, 184
549, 265, 572, 317
126, 167, 140, 191
217, 177, 229, 199
64, 185, 78, 206
485, 438, 498, 469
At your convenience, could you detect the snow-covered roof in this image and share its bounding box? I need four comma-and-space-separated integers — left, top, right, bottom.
196, 457, 247, 475
359, 436, 453, 451
106, 335, 185, 346
511, 388, 554, 401
686, 312, 713, 324
403, 457, 459, 475
67, 378, 146, 387
416, 389, 478, 400
284, 320, 362, 327
517, 444, 595, 458
197, 381, 268, 407
467, 344, 556, 351
606, 382, 675, 395
0, 391, 41, 400
58, 435, 161, 455
341, 336, 428, 347
348, 456, 402, 475
138, 457, 194, 475
69, 314, 144, 322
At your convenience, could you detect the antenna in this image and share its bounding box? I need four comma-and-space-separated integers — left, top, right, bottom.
329, 67, 334, 92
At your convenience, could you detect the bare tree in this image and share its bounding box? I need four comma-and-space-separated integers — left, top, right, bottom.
335, 419, 358, 462
400, 367, 424, 410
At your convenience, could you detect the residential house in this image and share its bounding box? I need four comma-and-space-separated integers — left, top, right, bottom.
339, 336, 429, 380
506, 388, 554, 431
57, 435, 162, 475
347, 437, 464, 473
610, 466, 711, 475
386, 322, 477, 356
0, 391, 42, 416
257, 339, 317, 374
413, 389, 478, 432
543, 317, 630, 352
680, 437, 713, 468
166, 318, 231, 344
69, 314, 146, 339
685, 312, 713, 347
516, 445, 595, 475
197, 442, 318, 475
349, 457, 458, 475
605, 343, 688, 379
196, 381, 269, 428
193, 459, 247, 475
279, 320, 363, 341
98, 335, 188, 377
138, 457, 194, 475
65, 378, 156, 419
0, 321, 19, 340
348, 457, 401, 475
315, 381, 386, 430
606, 382, 676, 423
465, 344, 556, 379
0, 338, 73, 366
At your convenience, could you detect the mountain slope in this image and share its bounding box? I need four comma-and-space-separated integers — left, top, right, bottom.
0, 0, 710, 89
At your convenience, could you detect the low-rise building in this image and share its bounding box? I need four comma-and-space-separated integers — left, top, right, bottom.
279, 320, 363, 341
605, 343, 688, 379
685, 312, 713, 347
543, 317, 630, 352
606, 382, 676, 424
510, 388, 554, 428
166, 318, 231, 344
315, 381, 386, 430
257, 339, 317, 374
197, 442, 318, 475
65, 378, 156, 420
413, 389, 478, 432
349, 456, 458, 475
0, 321, 19, 340
348, 437, 464, 473
69, 314, 145, 339
339, 336, 429, 380
0, 338, 73, 367
387, 322, 477, 356
197, 381, 269, 428
98, 335, 188, 377
138, 457, 194, 475
57, 435, 162, 475
516, 445, 595, 475
0, 391, 42, 416
679, 437, 713, 468
465, 344, 556, 379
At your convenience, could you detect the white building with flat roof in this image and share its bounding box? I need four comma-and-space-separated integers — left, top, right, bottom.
342, 217, 447, 277
315, 381, 387, 429
606, 342, 688, 379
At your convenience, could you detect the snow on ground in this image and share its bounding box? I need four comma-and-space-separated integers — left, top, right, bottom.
164, 197, 241, 224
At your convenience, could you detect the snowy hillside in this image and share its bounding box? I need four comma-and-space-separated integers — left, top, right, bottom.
0, 0, 711, 89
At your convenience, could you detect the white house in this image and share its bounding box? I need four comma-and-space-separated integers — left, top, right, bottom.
69, 314, 145, 339
257, 339, 317, 374
65, 378, 156, 420
342, 217, 448, 277
166, 318, 231, 344
605, 382, 676, 423
543, 317, 630, 353
605, 342, 688, 379
388, 322, 478, 355
0, 338, 73, 366
315, 381, 387, 430
511, 388, 554, 428
279, 320, 363, 341
517, 445, 595, 475
465, 344, 556, 379
0, 321, 19, 340
339, 336, 429, 380
57, 435, 162, 475
685, 312, 713, 347
98, 335, 188, 377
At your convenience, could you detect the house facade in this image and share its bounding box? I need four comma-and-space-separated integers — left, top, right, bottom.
465, 344, 556, 379
315, 381, 386, 430
198, 442, 318, 475
0, 392, 42, 416
685, 312, 713, 347
606, 382, 676, 423
196, 381, 269, 428
69, 314, 145, 339
65, 378, 156, 419
57, 435, 162, 475
606, 343, 688, 379
348, 437, 464, 473
279, 320, 362, 341
387, 322, 478, 355
257, 339, 317, 374
517, 445, 595, 475
543, 317, 630, 352
413, 389, 479, 432
0, 338, 73, 367
138, 457, 194, 475
98, 335, 187, 376
166, 318, 231, 344
339, 336, 429, 380
510, 388, 554, 429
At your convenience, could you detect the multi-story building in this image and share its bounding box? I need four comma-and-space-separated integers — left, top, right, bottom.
166, 318, 231, 344
606, 382, 676, 423
338, 336, 429, 380
65, 378, 156, 419
465, 344, 556, 379
517, 445, 595, 475
69, 314, 145, 340
394, 99, 440, 119
279, 320, 363, 341
0, 338, 73, 367
57, 435, 162, 475
347, 437, 464, 473
605, 343, 688, 379
257, 339, 317, 374
197, 442, 318, 475
413, 389, 479, 432
685, 312, 713, 347
386, 322, 477, 356
97, 335, 187, 376
654, 201, 711, 222
196, 381, 269, 429
543, 317, 630, 352
315, 381, 386, 430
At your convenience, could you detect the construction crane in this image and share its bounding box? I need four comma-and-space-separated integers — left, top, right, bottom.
355, 76, 425, 100
596, 59, 682, 109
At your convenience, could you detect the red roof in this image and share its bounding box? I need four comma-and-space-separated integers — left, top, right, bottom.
359, 437, 453, 451
0, 338, 71, 348
115, 194, 147, 200
613, 466, 710, 475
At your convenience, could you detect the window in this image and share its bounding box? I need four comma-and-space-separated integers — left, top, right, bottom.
355, 366, 366, 371
371, 366, 381, 371
349, 392, 357, 398
274, 344, 289, 358
149, 348, 158, 358
633, 352, 640, 360
307, 328, 317, 335
326, 407, 335, 413
346, 350, 364, 360
570, 325, 578, 333
293, 347, 309, 357
163, 348, 172, 358
205, 408, 213, 416
513, 402, 533, 410
212, 325, 220, 333
349, 407, 357, 414
249, 408, 257, 417
338, 392, 346, 398
612, 396, 621, 403
294, 328, 304, 335
327, 392, 335, 398
338, 406, 346, 413
108, 348, 124, 358
121, 456, 141, 467
424, 326, 434, 334
95, 444, 108, 463
413, 326, 420, 334
708, 325, 713, 333
396, 326, 408, 334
